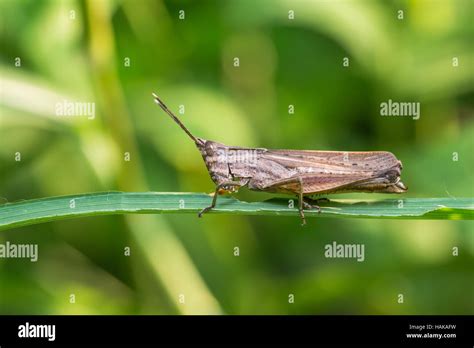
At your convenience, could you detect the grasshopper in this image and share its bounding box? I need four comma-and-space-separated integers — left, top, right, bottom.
152, 93, 407, 225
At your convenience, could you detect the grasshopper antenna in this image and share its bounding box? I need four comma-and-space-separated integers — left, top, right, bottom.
152, 93, 204, 145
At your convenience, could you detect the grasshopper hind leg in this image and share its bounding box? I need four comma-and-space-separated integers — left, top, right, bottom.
297, 178, 307, 226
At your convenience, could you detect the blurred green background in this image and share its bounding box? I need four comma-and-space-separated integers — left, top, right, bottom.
0, 0, 473, 315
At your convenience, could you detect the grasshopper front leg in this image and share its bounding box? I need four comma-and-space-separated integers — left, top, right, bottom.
198, 181, 242, 218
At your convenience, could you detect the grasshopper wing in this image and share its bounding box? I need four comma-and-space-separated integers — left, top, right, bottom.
260, 150, 401, 174
250, 150, 404, 195
258, 173, 374, 195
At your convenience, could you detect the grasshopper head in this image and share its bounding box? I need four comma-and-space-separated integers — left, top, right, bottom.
196, 140, 233, 186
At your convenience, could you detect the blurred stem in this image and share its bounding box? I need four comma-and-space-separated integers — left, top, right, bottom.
84, 0, 222, 314
85, 0, 141, 190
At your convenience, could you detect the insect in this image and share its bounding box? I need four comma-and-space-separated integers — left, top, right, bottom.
152, 93, 407, 225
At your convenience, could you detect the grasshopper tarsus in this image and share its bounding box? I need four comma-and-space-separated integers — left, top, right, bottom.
300, 198, 324, 225
198, 207, 211, 218
303, 197, 329, 214
299, 210, 307, 226
302, 201, 321, 212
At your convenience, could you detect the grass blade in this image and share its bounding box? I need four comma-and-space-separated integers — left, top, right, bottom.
0, 192, 472, 231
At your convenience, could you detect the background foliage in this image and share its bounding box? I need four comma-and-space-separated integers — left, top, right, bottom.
0, 0, 473, 314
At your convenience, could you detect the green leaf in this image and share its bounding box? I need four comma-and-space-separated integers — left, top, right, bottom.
0, 192, 472, 231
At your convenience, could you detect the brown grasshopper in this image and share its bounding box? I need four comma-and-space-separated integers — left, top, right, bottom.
152, 93, 407, 225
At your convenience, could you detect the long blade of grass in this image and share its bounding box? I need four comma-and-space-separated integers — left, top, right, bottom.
0, 192, 472, 231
